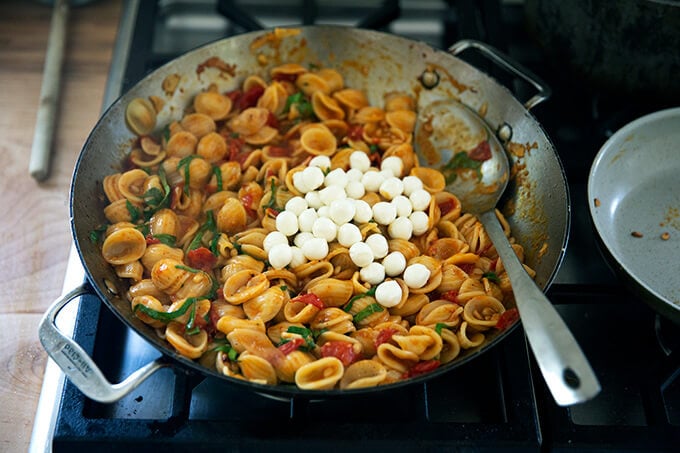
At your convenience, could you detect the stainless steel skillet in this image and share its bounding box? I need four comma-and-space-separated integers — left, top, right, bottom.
39, 26, 570, 402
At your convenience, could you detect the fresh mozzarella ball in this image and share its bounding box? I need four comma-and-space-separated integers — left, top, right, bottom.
345, 180, 366, 199
285, 196, 308, 216
382, 251, 406, 277
337, 223, 362, 247
330, 199, 356, 225
346, 168, 363, 182
388, 217, 413, 240
410, 211, 430, 236
365, 234, 389, 259
375, 280, 403, 307
289, 245, 307, 268
317, 205, 331, 218
349, 150, 371, 172
301, 166, 325, 191
308, 155, 331, 170
402, 175, 423, 196
379, 177, 404, 200
392, 195, 413, 217
349, 242, 374, 267
304, 190, 323, 209
275, 210, 299, 236
268, 243, 293, 269
379, 169, 394, 181
360, 262, 386, 285
361, 170, 385, 192
263, 231, 288, 253
403, 263, 431, 289
410, 188, 432, 211
372, 201, 397, 226
353, 200, 373, 224
292, 172, 310, 194
380, 156, 404, 178
294, 231, 314, 248
302, 237, 329, 260
312, 217, 337, 242
319, 185, 346, 206
324, 168, 349, 188
298, 208, 318, 232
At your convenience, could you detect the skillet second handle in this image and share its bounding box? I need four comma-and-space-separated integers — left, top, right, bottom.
478, 211, 601, 406
448, 39, 551, 111
38, 284, 169, 403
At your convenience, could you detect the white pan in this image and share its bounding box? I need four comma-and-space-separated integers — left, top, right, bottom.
588, 107, 680, 323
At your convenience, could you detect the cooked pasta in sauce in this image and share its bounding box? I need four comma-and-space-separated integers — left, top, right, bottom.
96, 62, 531, 390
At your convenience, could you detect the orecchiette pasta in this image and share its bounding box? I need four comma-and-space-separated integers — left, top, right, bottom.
94, 61, 530, 391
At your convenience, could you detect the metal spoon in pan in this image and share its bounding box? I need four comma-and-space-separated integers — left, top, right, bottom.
415, 99, 600, 406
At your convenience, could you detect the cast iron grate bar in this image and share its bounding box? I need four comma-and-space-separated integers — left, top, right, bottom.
356, 0, 400, 29
217, 0, 264, 31
217, 0, 400, 31
121, 0, 158, 92
534, 300, 680, 451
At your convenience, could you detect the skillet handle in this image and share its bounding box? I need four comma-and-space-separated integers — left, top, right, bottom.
448, 39, 551, 110
38, 283, 169, 403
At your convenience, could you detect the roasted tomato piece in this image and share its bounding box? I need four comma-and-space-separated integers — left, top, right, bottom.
237, 85, 265, 111
145, 235, 161, 245
266, 111, 280, 128
278, 338, 305, 355
440, 290, 459, 304
495, 307, 519, 331
469, 140, 492, 161
374, 328, 397, 348
347, 124, 364, 140
438, 199, 456, 216
291, 293, 324, 309
458, 263, 476, 275
320, 341, 358, 367
186, 246, 217, 273
267, 145, 292, 157
403, 360, 441, 379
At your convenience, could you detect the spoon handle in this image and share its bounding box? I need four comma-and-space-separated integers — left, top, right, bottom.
478, 210, 601, 406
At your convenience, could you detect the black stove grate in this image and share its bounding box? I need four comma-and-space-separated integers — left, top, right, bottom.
52, 0, 680, 450
54, 293, 541, 452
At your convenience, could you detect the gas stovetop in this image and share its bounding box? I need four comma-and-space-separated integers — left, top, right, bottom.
31, 1, 680, 451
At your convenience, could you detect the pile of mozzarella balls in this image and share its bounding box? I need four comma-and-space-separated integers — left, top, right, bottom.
264, 151, 433, 308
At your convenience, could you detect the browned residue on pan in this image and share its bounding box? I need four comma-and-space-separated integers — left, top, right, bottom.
250, 27, 301, 51
249, 28, 306, 66
162, 73, 181, 95
415, 116, 440, 165
507, 141, 538, 159
342, 60, 371, 77
427, 63, 474, 94
608, 134, 634, 166
504, 140, 550, 263
660, 206, 680, 231
196, 57, 237, 79
148, 95, 164, 113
